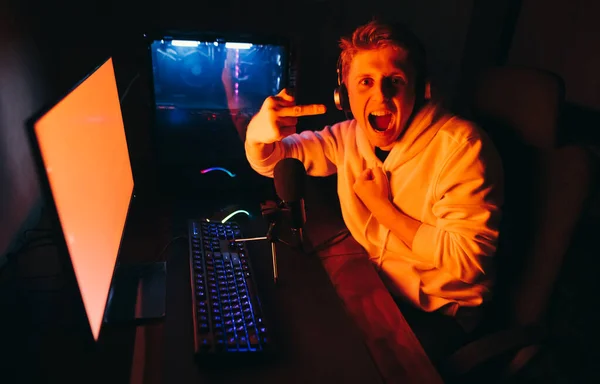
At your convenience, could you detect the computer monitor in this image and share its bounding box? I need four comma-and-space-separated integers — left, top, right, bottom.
26, 57, 165, 342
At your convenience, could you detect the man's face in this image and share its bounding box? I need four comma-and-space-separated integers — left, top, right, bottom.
347, 46, 417, 150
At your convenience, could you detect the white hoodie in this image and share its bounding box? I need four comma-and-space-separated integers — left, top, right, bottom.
245, 103, 504, 315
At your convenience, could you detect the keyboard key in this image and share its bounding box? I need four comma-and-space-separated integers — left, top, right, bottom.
199, 337, 211, 350
248, 333, 260, 348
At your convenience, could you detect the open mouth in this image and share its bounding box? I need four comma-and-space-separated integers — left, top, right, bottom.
368, 110, 394, 132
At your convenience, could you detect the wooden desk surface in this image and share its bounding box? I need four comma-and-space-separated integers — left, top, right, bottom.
303, 177, 444, 384
127, 197, 385, 384
310, 233, 444, 384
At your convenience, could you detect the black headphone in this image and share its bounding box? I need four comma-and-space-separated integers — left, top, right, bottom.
333, 57, 350, 111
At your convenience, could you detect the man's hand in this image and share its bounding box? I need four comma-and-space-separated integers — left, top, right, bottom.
354, 166, 421, 248
353, 167, 391, 214
245, 88, 326, 145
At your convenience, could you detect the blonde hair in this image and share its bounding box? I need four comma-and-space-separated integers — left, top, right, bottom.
338, 19, 427, 96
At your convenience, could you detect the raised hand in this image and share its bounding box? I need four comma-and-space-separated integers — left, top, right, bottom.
246, 88, 326, 145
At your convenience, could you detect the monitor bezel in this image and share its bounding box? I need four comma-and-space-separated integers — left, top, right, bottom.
24, 56, 137, 343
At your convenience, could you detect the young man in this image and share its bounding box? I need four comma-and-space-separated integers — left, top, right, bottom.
244, 19, 504, 359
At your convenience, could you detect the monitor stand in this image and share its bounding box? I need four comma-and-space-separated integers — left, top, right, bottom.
103, 261, 167, 325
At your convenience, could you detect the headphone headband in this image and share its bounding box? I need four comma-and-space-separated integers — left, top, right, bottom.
336, 56, 343, 87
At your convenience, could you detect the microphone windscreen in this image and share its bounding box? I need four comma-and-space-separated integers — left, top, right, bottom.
273, 158, 306, 202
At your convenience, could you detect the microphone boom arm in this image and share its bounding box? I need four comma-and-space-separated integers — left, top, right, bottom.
233, 203, 283, 284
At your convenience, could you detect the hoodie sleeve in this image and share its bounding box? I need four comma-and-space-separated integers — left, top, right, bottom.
245, 125, 340, 178
411, 135, 504, 284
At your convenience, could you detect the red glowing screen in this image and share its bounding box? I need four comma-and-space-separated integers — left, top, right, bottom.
33, 58, 133, 340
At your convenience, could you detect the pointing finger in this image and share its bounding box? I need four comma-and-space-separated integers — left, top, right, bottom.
372, 166, 385, 179
278, 104, 327, 117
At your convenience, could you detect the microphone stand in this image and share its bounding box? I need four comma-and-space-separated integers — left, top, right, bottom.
234, 201, 283, 284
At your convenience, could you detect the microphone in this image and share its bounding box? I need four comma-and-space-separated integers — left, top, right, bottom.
273, 158, 307, 248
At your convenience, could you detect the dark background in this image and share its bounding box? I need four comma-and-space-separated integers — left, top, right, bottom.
2, 0, 600, 264
1, 0, 599, 381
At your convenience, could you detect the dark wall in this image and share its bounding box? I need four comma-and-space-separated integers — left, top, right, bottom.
507, 0, 600, 145
509, 0, 600, 111
453, 0, 520, 114
0, 1, 47, 266
0, 0, 116, 266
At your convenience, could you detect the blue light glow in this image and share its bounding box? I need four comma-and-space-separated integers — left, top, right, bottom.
200, 167, 236, 177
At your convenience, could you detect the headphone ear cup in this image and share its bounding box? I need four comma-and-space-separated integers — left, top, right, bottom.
340, 83, 349, 111
333, 83, 350, 111
333, 87, 343, 111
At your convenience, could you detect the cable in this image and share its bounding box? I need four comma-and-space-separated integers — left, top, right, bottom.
221, 210, 251, 223
119, 72, 140, 103
21, 241, 55, 253
4, 235, 55, 263
157, 236, 188, 261
23, 228, 52, 237
6, 242, 62, 281
2, 206, 50, 262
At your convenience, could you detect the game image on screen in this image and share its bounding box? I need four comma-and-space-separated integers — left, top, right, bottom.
150, 39, 286, 117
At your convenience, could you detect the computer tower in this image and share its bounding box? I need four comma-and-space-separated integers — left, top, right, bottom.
144, 30, 297, 200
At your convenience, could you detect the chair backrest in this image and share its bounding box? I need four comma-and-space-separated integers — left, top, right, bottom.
471, 66, 564, 149
469, 66, 594, 328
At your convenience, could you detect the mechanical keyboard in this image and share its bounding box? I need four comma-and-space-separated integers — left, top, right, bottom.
188, 219, 271, 356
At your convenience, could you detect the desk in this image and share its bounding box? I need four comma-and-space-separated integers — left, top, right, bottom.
154, 191, 444, 384
304, 217, 444, 384
123, 197, 385, 384
1, 189, 442, 383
